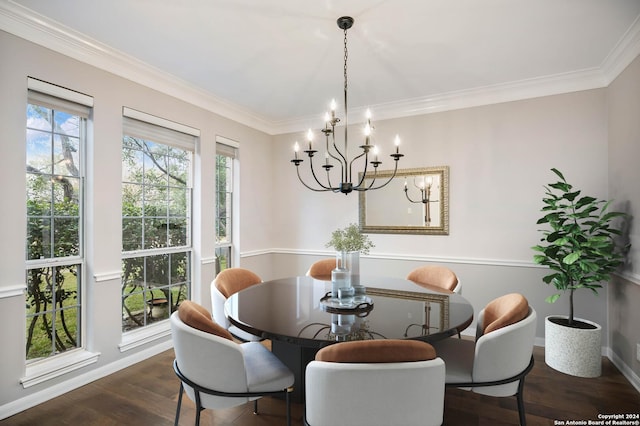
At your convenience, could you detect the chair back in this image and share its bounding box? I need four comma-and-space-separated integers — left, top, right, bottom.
211, 267, 261, 328
406, 265, 460, 293
306, 258, 336, 281
472, 305, 537, 397
305, 340, 445, 426
170, 311, 251, 409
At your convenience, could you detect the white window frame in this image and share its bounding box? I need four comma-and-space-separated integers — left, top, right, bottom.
22, 77, 98, 388
120, 108, 199, 345
215, 136, 239, 272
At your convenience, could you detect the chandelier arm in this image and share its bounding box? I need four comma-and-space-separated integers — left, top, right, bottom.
324, 163, 341, 192
325, 132, 343, 163
296, 166, 333, 192
353, 167, 378, 192
404, 188, 419, 203
328, 131, 348, 181
348, 151, 367, 183
307, 156, 337, 191
361, 160, 401, 191
412, 176, 422, 189
353, 176, 378, 191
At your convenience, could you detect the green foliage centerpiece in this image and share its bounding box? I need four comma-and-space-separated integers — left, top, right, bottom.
532, 168, 629, 327
325, 223, 374, 254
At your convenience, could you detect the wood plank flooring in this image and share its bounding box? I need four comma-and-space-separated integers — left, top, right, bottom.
3, 346, 639, 425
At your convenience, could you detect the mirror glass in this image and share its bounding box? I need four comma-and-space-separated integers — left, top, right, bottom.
359, 166, 449, 235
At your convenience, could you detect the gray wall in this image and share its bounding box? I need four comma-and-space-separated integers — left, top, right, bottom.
607, 55, 640, 381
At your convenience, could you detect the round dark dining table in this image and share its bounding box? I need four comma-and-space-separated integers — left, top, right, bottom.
225, 275, 474, 402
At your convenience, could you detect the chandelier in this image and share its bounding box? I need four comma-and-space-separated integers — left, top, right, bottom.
291, 16, 404, 194
404, 176, 438, 226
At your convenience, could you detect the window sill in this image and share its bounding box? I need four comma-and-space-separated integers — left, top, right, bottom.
119, 320, 171, 353
21, 349, 100, 388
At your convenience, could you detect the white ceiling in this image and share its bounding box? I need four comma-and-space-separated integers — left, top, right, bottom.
4, 0, 640, 134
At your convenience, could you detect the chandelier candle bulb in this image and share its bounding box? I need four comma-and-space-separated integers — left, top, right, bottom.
307, 129, 314, 150
364, 123, 371, 145
394, 135, 401, 154
294, 142, 299, 159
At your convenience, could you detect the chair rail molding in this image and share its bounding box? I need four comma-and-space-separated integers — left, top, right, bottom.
0, 284, 26, 299
262, 248, 541, 269
93, 271, 122, 283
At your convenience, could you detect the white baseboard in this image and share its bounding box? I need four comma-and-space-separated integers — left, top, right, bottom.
607, 347, 640, 394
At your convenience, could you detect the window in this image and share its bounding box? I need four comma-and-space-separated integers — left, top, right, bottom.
121, 109, 197, 332
25, 79, 91, 362
215, 139, 237, 272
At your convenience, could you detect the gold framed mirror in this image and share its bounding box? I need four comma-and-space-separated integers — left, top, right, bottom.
359, 166, 449, 235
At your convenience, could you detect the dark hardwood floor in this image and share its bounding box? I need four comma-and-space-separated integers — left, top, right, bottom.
2, 346, 639, 425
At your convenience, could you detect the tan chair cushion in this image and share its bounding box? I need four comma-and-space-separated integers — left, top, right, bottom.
308, 258, 336, 281
406, 266, 458, 292
315, 339, 437, 363
178, 300, 234, 341
482, 293, 529, 335
214, 268, 262, 298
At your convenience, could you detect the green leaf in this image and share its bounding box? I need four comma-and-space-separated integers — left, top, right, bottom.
549, 182, 571, 192
550, 168, 565, 181
546, 294, 560, 304
574, 196, 597, 209
563, 191, 581, 202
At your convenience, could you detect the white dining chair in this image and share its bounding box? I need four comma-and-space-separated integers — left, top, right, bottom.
431, 293, 537, 426
304, 339, 445, 426
211, 267, 263, 341
171, 301, 294, 426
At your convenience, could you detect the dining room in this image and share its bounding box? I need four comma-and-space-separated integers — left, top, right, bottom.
1, 1, 640, 424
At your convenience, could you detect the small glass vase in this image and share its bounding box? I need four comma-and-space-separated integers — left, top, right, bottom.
331, 251, 352, 304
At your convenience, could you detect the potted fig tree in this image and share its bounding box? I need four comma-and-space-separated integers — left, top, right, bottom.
532, 168, 629, 377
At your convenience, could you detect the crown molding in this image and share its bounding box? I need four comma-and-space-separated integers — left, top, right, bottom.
601, 14, 640, 85
271, 68, 608, 134
0, 0, 273, 134
2, 0, 639, 136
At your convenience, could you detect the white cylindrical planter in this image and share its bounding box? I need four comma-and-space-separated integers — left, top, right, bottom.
545, 316, 602, 378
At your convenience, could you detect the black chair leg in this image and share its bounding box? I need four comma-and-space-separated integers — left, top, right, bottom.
174, 382, 184, 426
286, 389, 291, 426
194, 391, 202, 426
253, 399, 258, 414
516, 378, 527, 426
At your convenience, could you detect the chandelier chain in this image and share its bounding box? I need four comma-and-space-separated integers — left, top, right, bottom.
343, 28, 348, 96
